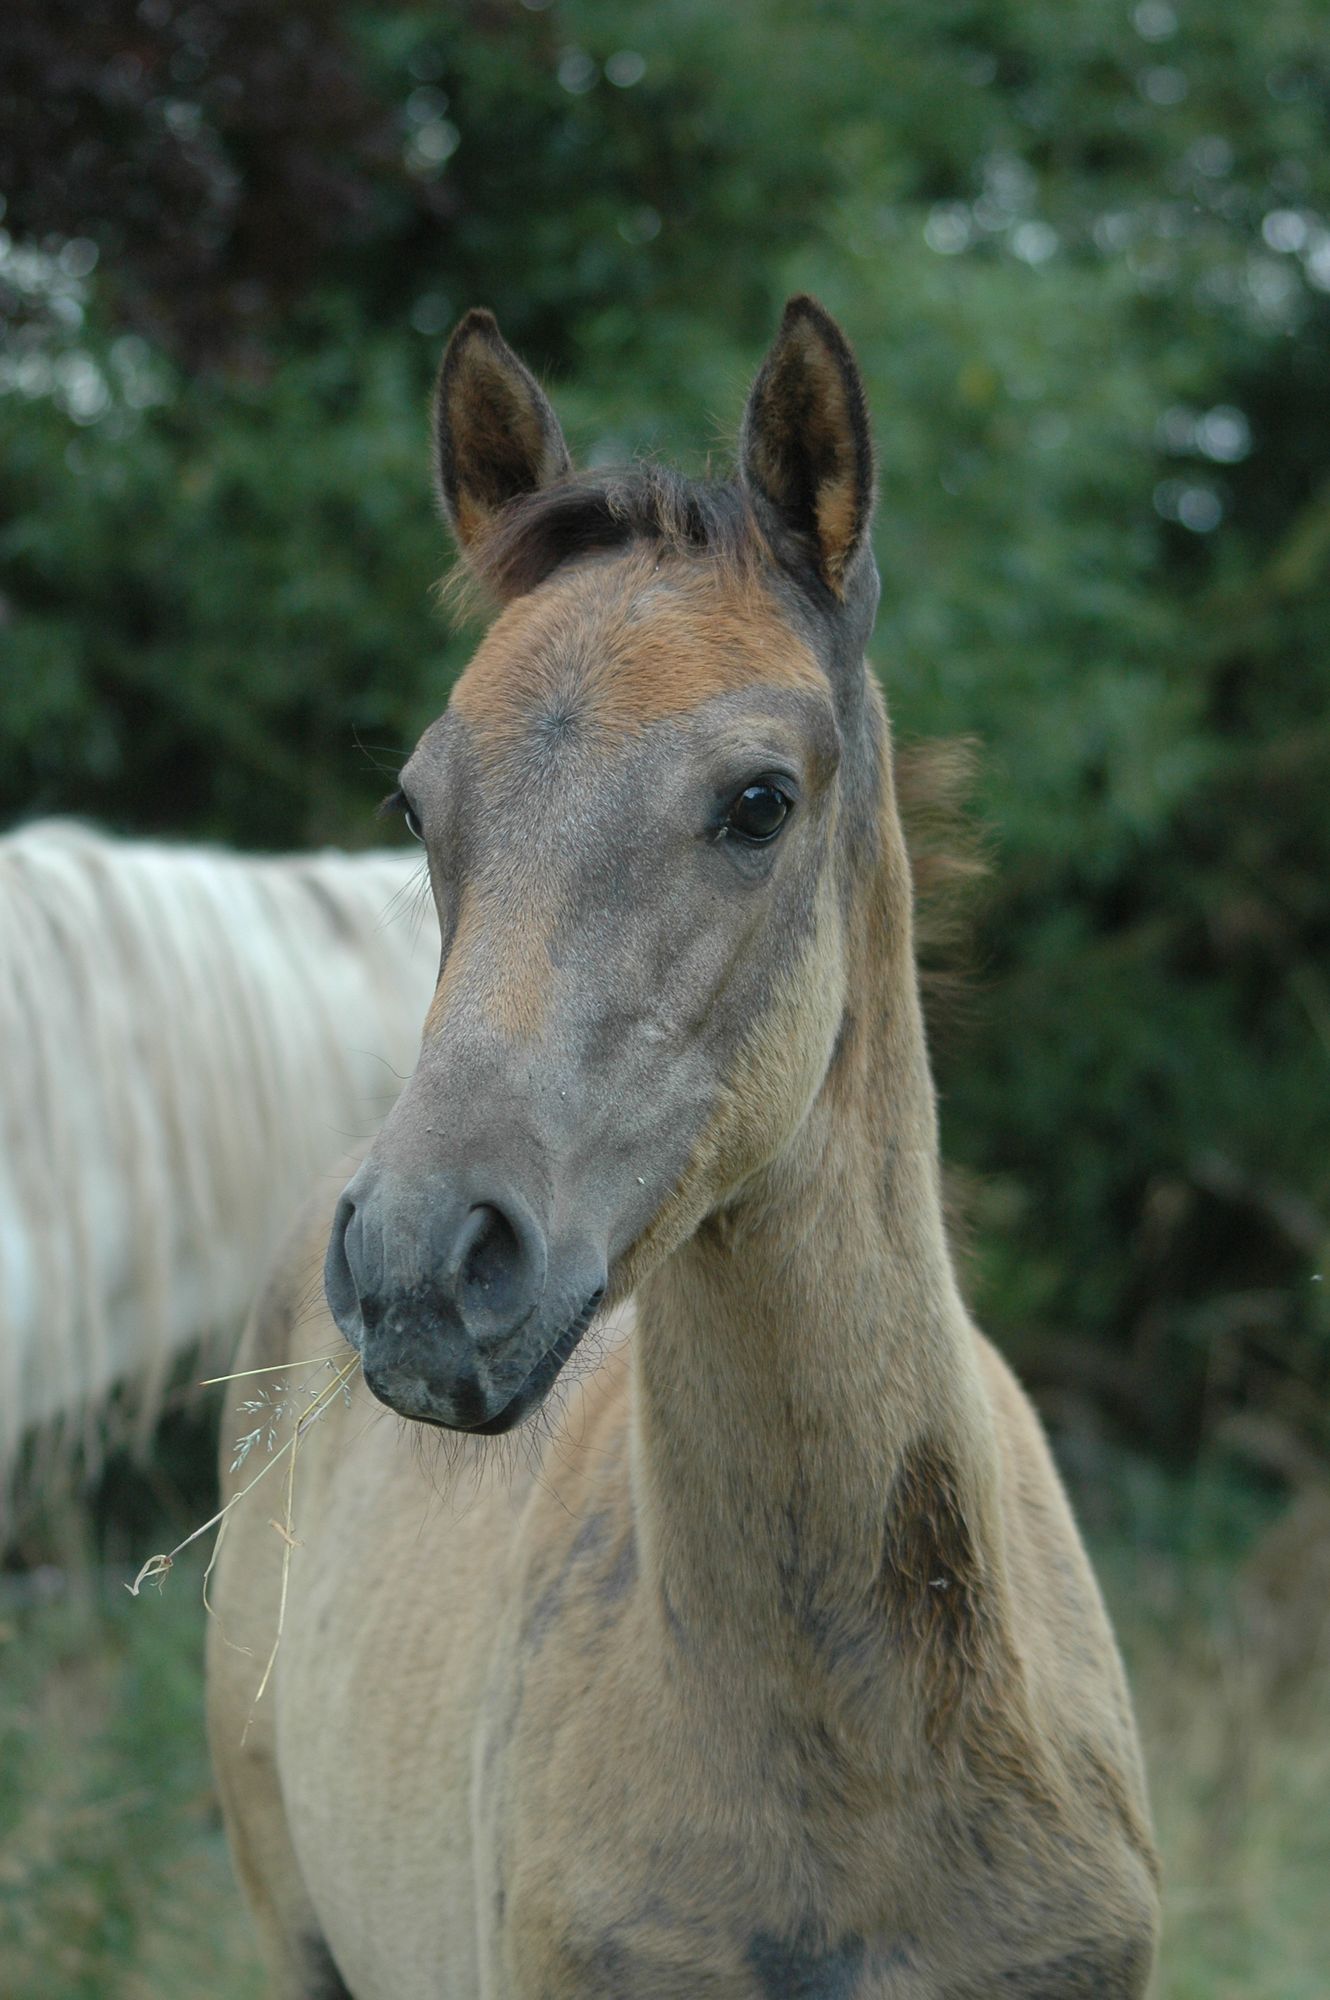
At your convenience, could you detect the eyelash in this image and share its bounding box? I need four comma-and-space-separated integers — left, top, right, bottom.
380, 787, 424, 842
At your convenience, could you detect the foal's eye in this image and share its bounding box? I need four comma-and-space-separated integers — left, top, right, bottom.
725, 783, 792, 844
379, 786, 426, 842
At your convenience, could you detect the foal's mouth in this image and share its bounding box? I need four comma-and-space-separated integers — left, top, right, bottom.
454, 1283, 605, 1434
374, 1282, 606, 1436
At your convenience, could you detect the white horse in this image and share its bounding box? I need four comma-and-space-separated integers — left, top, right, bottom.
0, 820, 436, 1516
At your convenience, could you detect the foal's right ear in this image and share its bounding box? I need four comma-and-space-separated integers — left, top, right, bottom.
740, 295, 875, 598
433, 310, 572, 553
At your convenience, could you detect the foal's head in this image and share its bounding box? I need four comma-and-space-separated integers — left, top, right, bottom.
326, 297, 893, 1431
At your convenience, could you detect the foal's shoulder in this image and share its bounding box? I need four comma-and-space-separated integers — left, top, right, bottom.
971, 1331, 1142, 1740
966, 1330, 1162, 1967
975, 1333, 1158, 1793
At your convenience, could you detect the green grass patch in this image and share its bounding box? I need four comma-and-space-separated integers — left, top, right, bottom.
1083, 1454, 1330, 2000
0, 1561, 262, 2000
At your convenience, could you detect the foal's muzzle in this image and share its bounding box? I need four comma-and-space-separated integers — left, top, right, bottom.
324, 1162, 605, 1432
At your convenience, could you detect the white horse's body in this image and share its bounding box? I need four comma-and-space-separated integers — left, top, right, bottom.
0, 820, 436, 1507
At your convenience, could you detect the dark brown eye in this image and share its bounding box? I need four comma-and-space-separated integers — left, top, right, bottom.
726, 783, 791, 843
403, 802, 425, 842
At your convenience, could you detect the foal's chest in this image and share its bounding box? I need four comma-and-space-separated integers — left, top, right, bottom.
479, 1839, 1147, 2000
471, 1620, 923, 1999
279, 1386, 1152, 1999
469, 1621, 1150, 2000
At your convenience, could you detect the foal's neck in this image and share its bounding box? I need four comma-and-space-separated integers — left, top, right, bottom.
631, 730, 1000, 1716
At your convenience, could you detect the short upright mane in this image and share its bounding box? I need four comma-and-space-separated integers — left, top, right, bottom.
458, 463, 764, 604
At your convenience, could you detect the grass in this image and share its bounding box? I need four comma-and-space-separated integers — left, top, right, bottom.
1087, 1452, 1330, 2000
1, 1445, 1326, 1998
0, 1560, 262, 2000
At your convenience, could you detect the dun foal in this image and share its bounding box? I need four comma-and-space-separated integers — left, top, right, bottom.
210, 299, 1159, 1998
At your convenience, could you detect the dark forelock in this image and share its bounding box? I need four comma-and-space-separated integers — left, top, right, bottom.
460, 465, 765, 602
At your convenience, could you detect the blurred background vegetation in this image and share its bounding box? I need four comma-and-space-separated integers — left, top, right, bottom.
1, 2, 1328, 1995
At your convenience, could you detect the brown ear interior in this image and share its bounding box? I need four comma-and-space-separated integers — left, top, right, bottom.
741, 296, 874, 594
434, 311, 571, 551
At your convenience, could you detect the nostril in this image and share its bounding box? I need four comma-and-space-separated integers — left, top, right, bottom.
454, 1203, 520, 1310
446, 1198, 545, 1341
324, 1191, 365, 1341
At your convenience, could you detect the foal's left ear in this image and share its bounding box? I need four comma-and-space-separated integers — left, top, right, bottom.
740, 295, 875, 597
433, 309, 572, 552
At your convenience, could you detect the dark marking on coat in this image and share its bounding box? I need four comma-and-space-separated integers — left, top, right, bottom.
966, 1806, 998, 1871
659, 1575, 691, 1651
597, 1521, 639, 1605
772, 1456, 887, 1696
878, 1440, 987, 1742
570, 1506, 612, 1562
520, 1564, 570, 1657
776, 1478, 826, 1643
746, 1926, 867, 1998
521, 1506, 634, 1656
790, 1716, 861, 1816
563, 1923, 736, 1999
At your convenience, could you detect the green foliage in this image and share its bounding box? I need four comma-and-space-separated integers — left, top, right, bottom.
1, 0, 1327, 1455
2, 324, 463, 843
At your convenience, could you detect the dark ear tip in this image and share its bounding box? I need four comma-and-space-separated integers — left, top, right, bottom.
777, 293, 854, 357
442, 307, 504, 365
455, 305, 500, 337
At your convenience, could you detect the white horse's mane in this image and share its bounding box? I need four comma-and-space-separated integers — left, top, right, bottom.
0, 819, 437, 1517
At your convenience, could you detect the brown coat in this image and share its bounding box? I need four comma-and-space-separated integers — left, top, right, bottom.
209, 298, 1160, 1999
